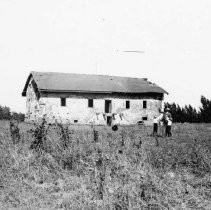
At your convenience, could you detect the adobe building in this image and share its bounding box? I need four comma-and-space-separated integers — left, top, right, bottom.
22, 71, 168, 125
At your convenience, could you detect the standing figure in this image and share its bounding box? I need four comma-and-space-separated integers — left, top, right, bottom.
153, 115, 159, 136
158, 112, 167, 137
165, 108, 173, 137
166, 117, 172, 136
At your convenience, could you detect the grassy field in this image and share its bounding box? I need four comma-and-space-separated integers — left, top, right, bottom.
0, 120, 211, 209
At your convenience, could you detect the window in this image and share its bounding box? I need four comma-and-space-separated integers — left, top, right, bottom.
88, 99, 93, 108
142, 116, 148, 121
143, 100, 147, 109
126, 100, 130, 109
61, 98, 66, 107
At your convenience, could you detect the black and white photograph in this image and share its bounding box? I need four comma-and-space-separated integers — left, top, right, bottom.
0, 0, 211, 209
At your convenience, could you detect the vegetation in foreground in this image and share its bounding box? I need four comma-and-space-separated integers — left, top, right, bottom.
0, 120, 211, 209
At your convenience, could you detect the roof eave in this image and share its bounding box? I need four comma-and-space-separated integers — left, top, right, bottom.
39, 89, 167, 94
21, 73, 33, 97
40, 89, 113, 94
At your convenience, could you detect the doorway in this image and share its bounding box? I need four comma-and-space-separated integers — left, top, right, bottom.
105, 100, 112, 126
105, 100, 112, 113
107, 116, 112, 126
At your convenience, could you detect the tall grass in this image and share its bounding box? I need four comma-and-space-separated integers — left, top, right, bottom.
0, 120, 211, 209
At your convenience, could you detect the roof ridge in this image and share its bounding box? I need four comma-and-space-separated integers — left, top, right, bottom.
30, 71, 148, 80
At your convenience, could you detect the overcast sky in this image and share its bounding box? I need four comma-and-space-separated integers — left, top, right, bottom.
0, 0, 211, 112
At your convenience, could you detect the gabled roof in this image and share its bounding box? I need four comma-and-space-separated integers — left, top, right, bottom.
22, 71, 168, 96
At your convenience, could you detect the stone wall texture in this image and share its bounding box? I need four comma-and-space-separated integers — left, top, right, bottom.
25, 79, 163, 125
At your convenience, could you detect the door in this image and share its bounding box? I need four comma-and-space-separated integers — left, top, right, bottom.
107, 116, 112, 126
105, 100, 112, 113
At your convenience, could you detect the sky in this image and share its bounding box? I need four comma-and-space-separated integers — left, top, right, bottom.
0, 0, 211, 113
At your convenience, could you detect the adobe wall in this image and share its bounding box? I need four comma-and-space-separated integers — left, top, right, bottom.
25, 87, 162, 125
25, 79, 40, 121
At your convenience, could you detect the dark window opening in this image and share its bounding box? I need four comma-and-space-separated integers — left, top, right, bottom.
143, 100, 147, 109
74, 120, 78, 123
142, 116, 148, 121
88, 99, 93, 108
61, 98, 66, 107
126, 100, 130, 109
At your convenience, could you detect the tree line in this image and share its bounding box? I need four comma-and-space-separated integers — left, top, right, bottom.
164, 95, 211, 123
0, 105, 25, 122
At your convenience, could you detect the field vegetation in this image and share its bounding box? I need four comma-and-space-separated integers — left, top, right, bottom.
0, 120, 211, 209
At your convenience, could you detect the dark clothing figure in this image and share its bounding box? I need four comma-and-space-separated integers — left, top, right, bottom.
160, 110, 173, 137
165, 110, 173, 137
153, 123, 158, 135
166, 125, 172, 137
160, 114, 168, 137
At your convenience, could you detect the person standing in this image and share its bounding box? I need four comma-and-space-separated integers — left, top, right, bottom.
165, 108, 172, 119
153, 115, 159, 136
159, 112, 167, 137
165, 108, 173, 137
166, 117, 172, 137
156, 112, 164, 137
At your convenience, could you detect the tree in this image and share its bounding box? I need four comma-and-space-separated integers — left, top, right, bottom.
0, 105, 25, 122
164, 103, 199, 123
11, 112, 25, 122
199, 96, 211, 123
164, 96, 211, 123
0, 105, 11, 120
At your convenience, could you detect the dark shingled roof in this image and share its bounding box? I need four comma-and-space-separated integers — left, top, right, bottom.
22, 71, 168, 96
